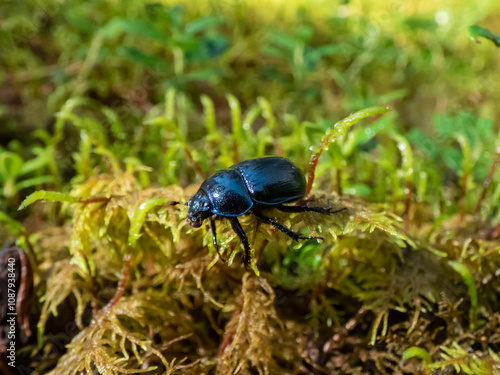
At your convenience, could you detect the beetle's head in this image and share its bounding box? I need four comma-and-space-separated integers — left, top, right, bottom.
186, 191, 211, 228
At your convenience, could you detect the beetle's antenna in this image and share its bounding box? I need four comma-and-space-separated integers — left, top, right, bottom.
168, 200, 187, 206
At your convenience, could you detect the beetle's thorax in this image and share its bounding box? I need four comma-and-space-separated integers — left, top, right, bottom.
186, 190, 211, 227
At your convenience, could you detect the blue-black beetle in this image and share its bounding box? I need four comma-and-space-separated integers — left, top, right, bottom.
169, 157, 344, 266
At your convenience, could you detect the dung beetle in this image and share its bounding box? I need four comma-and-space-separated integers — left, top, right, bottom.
169, 157, 344, 266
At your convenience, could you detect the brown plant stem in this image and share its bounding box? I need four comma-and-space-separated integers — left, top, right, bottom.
322, 308, 368, 353
306, 147, 325, 198
77, 196, 112, 204
336, 168, 343, 196
105, 253, 132, 310
274, 138, 283, 157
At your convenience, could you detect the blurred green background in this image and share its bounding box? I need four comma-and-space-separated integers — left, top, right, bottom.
1, 0, 500, 214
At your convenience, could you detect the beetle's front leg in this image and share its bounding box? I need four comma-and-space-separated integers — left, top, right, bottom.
229, 217, 251, 268
210, 217, 227, 262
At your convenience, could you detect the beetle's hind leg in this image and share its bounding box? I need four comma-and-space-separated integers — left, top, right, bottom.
276, 201, 346, 215
252, 211, 324, 242
210, 217, 227, 263
229, 217, 252, 268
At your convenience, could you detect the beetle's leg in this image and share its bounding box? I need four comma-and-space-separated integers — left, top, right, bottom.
229, 217, 251, 268
252, 211, 323, 242
168, 200, 187, 206
276, 204, 346, 215
210, 217, 227, 262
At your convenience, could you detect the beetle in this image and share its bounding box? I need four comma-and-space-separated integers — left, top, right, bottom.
169, 157, 344, 266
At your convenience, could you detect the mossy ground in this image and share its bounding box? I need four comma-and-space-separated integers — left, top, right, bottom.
1, 1, 500, 374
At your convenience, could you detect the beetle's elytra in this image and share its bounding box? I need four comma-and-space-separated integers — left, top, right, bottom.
169, 157, 344, 266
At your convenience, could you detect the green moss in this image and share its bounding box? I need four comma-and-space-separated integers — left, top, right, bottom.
12, 99, 499, 373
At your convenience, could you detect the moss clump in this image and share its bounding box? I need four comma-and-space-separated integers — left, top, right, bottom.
4, 98, 495, 374
2, 2, 500, 374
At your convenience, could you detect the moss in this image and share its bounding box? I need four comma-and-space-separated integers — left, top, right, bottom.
11, 101, 499, 373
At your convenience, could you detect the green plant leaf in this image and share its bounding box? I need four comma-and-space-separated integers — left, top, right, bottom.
0, 210, 23, 234
312, 106, 391, 154
117, 47, 168, 69
19, 156, 49, 177
98, 18, 164, 40
0, 151, 23, 181
389, 132, 414, 181
469, 25, 500, 47
455, 133, 473, 177
266, 30, 297, 52
128, 198, 168, 246
14, 175, 54, 192
448, 260, 478, 329
18, 191, 79, 210
403, 346, 431, 364
185, 16, 223, 34
305, 44, 342, 63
